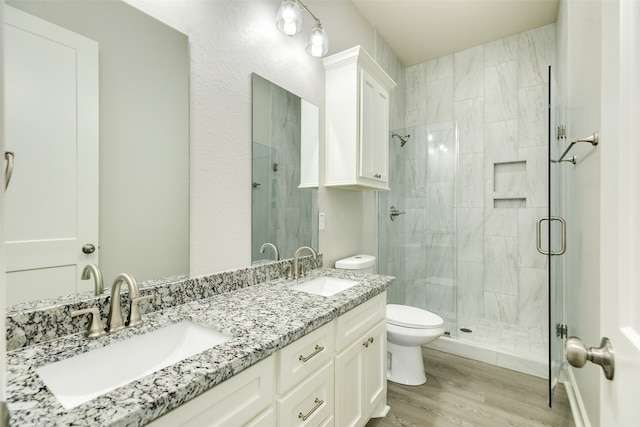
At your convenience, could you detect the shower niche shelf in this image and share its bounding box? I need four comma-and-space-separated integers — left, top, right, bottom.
492, 161, 527, 208
493, 198, 526, 208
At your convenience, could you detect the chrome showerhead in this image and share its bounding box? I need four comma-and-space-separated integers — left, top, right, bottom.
392, 132, 411, 147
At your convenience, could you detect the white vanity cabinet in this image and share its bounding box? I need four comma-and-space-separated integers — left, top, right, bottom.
323, 46, 396, 191
334, 293, 388, 427
146, 292, 387, 427
147, 355, 275, 427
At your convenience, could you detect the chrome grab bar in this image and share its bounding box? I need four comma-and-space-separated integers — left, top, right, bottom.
553, 131, 599, 164
4, 151, 14, 191
536, 216, 566, 256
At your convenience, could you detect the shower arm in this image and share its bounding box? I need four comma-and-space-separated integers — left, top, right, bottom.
553, 131, 599, 165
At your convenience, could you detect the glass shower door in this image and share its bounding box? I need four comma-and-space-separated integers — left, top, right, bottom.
548, 66, 565, 406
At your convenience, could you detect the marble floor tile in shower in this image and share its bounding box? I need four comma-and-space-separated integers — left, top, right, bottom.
456, 317, 548, 362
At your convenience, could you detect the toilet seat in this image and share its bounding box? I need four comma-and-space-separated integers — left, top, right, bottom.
387, 304, 444, 329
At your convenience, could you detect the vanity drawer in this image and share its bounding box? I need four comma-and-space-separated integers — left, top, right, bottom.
277, 321, 334, 394
246, 405, 276, 426
277, 361, 335, 427
335, 292, 386, 351
147, 355, 275, 427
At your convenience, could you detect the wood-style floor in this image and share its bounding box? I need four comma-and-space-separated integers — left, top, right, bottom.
366, 347, 575, 427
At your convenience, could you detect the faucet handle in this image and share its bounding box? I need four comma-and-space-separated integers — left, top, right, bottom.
127, 295, 154, 327
71, 307, 106, 339
284, 264, 295, 280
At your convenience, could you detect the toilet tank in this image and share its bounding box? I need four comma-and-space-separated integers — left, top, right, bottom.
335, 255, 376, 274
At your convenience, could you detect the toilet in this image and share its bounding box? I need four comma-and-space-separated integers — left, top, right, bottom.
334, 255, 445, 386
386, 304, 444, 385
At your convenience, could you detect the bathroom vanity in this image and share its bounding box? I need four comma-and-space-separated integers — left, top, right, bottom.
5, 264, 393, 426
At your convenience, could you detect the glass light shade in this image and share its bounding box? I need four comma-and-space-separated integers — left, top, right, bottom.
275, 0, 302, 36
305, 23, 329, 57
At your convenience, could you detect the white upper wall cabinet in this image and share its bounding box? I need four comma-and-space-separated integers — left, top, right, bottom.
323, 46, 396, 191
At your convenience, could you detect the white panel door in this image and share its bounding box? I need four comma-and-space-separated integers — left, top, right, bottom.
600, 0, 640, 425
4, 6, 98, 304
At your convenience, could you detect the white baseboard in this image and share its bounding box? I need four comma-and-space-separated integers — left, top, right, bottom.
562, 366, 591, 427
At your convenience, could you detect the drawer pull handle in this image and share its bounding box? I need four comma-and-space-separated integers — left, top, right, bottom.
298, 398, 324, 421
362, 337, 374, 348
299, 345, 324, 363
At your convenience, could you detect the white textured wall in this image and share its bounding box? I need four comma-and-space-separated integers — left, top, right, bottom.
123, 0, 380, 275
556, 0, 601, 423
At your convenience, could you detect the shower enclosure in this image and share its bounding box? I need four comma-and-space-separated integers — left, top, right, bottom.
378, 22, 558, 406
379, 117, 550, 377
378, 121, 459, 336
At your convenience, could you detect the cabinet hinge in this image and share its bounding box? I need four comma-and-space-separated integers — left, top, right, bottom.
557, 125, 567, 140
557, 324, 568, 339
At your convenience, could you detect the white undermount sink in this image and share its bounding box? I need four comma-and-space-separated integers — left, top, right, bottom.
291, 276, 361, 297
36, 320, 232, 409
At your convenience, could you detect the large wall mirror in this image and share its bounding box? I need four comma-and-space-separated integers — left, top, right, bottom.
4, 0, 189, 308
251, 74, 319, 263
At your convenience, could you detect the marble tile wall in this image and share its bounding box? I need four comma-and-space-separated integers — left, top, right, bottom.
270, 85, 316, 259
376, 33, 407, 305
380, 23, 555, 338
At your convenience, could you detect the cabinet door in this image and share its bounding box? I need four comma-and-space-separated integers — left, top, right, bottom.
334, 338, 365, 427
363, 321, 387, 414
359, 68, 389, 185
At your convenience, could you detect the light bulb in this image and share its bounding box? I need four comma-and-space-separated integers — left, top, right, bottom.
305, 22, 328, 57
275, 0, 302, 36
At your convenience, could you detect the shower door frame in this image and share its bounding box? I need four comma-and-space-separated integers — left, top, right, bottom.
548, 65, 565, 407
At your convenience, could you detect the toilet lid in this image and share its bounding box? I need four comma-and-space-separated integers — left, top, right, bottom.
386, 304, 444, 329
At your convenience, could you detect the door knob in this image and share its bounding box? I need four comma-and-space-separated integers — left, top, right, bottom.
82, 243, 96, 254
565, 336, 615, 380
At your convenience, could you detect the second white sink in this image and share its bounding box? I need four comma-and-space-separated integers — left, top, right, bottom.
291, 276, 361, 297
36, 320, 232, 409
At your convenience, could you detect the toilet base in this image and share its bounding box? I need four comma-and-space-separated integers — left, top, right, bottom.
386, 341, 427, 385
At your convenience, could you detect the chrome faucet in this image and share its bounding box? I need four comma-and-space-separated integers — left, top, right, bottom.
81, 264, 104, 296
260, 242, 279, 261
106, 273, 153, 332
289, 246, 318, 280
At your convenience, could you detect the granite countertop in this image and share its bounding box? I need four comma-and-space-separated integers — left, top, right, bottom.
6, 268, 394, 427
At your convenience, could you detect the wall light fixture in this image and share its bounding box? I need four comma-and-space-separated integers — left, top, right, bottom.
275, 0, 329, 58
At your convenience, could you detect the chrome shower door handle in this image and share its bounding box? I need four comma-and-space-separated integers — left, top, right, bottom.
536, 216, 566, 255
4, 151, 15, 191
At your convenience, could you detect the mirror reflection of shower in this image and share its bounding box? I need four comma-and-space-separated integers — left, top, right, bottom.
392, 132, 411, 147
